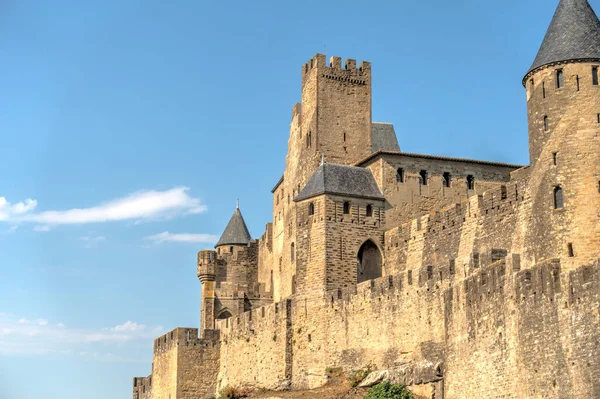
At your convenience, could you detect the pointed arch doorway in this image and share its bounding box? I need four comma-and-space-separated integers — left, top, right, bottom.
357, 240, 382, 284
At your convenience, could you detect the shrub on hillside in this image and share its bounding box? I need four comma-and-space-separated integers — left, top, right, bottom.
347, 366, 372, 388
364, 381, 413, 399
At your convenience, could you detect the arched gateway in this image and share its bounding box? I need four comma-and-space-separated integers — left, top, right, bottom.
357, 240, 382, 284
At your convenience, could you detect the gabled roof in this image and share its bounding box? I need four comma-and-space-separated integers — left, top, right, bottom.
525, 0, 600, 81
372, 122, 401, 153
215, 207, 252, 247
294, 162, 384, 202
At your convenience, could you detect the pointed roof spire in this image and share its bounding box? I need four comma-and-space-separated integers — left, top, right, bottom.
525, 0, 600, 82
215, 205, 252, 247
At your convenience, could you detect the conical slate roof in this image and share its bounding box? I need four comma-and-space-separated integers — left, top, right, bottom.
294, 162, 384, 202
525, 0, 600, 81
215, 207, 252, 247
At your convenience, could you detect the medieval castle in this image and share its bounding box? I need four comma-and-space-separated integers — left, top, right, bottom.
132, 0, 600, 398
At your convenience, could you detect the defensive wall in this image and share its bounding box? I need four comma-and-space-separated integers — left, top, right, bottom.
214, 257, 600, 399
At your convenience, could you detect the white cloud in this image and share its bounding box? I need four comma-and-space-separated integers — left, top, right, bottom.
146, 231, 217, 244
0, 314, 164, 360
0, 197, 37, 221
1, 187, 206, 227
79, 235, 106, 248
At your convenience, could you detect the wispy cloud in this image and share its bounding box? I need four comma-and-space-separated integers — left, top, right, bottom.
0, 187, 206, 227
146, 231, 218, 244
79, 235, 106, 248
0, 314, 164, 361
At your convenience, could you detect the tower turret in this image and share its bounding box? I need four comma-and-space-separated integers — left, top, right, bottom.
214, 203, 252, 256
197, 250, 217, 333
523, 0, 600, 267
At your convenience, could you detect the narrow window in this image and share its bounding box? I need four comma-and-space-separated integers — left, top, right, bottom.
576, 75, 580, 91
543, 115, 549, 131
597, 114, 600, 123
287, 194, 290, 204
530, 78, 534, 92
556, 69, 564, 88
407, 270, 413, 285
291, 243, 295, 263
593, 66, 599, 85
396, 168, 404, 183
420, 170, 428, 186
308, 202, 315, 216
554, 186, 564, 209
467, 175, 475, 190
307, 131, 312, 148
343, 201, 350, 214
568, 243, 575, 257
230, 246, 233, 253
443, 172, 451, 188
343, 132, 346, 142
542, 81, 546, 98
366, 204, 373, 217
553, 152, 557, 165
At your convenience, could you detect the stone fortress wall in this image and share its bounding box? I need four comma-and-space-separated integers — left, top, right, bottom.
132, 2, 600, 397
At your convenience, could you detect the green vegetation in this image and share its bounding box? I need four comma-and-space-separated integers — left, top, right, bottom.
364, 381, 413, 399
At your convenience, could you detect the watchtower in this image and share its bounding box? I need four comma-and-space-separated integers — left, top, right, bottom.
523, 0, 600, 267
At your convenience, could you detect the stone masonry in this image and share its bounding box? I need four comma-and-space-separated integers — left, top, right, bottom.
132, 1, 600, 398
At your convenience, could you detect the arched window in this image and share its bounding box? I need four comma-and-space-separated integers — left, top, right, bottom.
343, 201, 351, 214
467, 175, 475, 190
396, 168, 404, 183
420, 170, 428, 186
357, 240, 383, 284
443, 172, 451, 188
554, 186, 564, 209
543, 115, 549, 131
308, 202, 315, 215
217, 310, 232, 320
366, 204, 373, 217
291, 243, 295, 263
556, 69, 564, 88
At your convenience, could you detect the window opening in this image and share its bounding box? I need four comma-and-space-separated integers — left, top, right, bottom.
556, 69, 564, 88
420, 170, 428, 186
308, 202, 315, 216
291, 243, 295, 263
396, 168, 404, 183
467, 175, 475, 190
443, 172, 451, 188
568, 243, 574, 257
343, 202, 350, 215
366, 204, 373, 217
593, 66, 599, 85
554, 186, 564, 209
544, 115, 549, 131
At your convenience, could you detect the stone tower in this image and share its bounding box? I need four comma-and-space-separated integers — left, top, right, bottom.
523, 0, 600, 268
286, 54, 373, 193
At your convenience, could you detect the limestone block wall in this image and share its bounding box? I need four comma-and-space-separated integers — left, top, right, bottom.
524, 62, 600, 269
151, 328, 220, 399
213, 258, 600, 399
132, 376, 152, 399
383, 173, 531, 277
216, 301, 291, 393
362, 153, 519, 229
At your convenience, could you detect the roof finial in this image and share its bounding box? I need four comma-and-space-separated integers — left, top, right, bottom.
321, 153, 325, 166
236, 198, 239, 209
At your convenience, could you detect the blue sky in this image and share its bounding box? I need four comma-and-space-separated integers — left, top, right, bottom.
0, 0, 570, 398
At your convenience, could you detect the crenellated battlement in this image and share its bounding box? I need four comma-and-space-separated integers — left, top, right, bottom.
301, 53, 371, 83
132, 375, 152, 399
153, 327, 218, 355
197, 250, 217, 282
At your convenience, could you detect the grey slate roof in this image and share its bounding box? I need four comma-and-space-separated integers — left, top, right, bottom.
215, 207, 252, 247
525, 0, 600, 80
372, 122, 401, 153
294, 163, 384, 202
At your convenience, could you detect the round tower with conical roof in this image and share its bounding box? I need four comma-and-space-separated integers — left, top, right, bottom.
214, 202, 253, 257
523, 0, 600, 267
